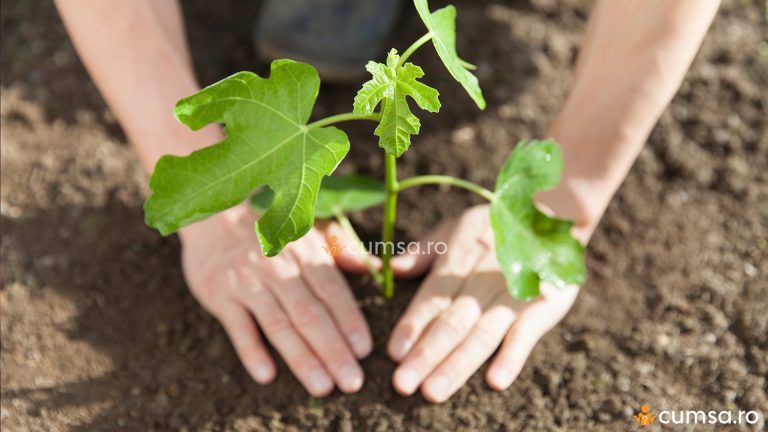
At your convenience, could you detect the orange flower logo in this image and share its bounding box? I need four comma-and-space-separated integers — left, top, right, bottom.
323, 235, 346, 257
633, 404, 657, 427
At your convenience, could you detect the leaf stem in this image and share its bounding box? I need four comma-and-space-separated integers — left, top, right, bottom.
381, 152, 399, 299
397, 175, 495, 201
307, 112, 382, 129
459, 59, 477, 70
397, 33, 434, 67
333, 210, 384, 285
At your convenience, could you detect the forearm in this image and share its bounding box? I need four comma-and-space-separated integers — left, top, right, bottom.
540, 0, 720, 238
54, 0, 221, 172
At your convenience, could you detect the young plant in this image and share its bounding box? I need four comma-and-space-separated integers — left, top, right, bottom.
144, 0, 585, 300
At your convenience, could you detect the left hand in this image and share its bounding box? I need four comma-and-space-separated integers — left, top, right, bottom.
388, 205, 588, 403
179, 204, 373, 396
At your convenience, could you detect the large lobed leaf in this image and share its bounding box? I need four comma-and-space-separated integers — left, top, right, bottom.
251, 174, 386, 219
144, 60, 350, 256
353, 49, 440, 157
413, 0, 486, 110
490, 140, 586, 300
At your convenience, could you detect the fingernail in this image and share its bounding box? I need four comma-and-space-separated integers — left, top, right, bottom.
251, 362, 273, 383
391, 254, 415, 270
349, 331, 371, 358
489, 368, 511, 389
394, 367, 420, 395
424, 374, 449, 401
338, 364, 364, 393
390, 337, 413, 360
308, 369, 333, 395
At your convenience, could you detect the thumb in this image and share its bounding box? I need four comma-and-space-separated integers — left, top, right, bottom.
317, 221, 382, 274
391, 219, 455, 278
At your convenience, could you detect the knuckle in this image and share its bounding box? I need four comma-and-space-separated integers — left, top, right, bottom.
234, 269, 267, 296
230, 252, 252, 269
188, 274, 224, 303
394, 321, 419, 342
421, 295, 452, 316
295, 358, 323, 378
227, 327, 254, 349
260, 310, 292, 337
500, 328, 536, 360
291, 301, 325, 328
237, 347, 261, 366
410, 343, 438, 365
436, 313, 471, 338
343, 323, 367, 341
473, 323, 500, 347
320, 343, 353, 370
269, 255, 301, 278
397, 295, 451, 336
193, 292, 221, 316
313, 280, 344, 301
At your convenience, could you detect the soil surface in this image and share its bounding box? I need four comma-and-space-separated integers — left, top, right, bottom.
2, 0, 767, 431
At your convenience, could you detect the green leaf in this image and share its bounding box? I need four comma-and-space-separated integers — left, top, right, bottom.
490, 140, 586, 300
249, 187, 275, 215
251, 174, 386, 219
144, 60, 350, 256
413, 0, 486, 109
353, 49, 440, 156
314, 174, 386, 218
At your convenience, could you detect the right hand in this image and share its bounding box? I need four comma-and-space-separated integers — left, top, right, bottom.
178, 203, 372, 396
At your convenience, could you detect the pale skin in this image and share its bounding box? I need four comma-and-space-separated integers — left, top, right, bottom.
54, 0, 720, 401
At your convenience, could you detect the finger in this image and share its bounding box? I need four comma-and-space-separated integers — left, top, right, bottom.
393, 255, 501, 396
421, 300, 515, 403
215, 300, 276, 384
485, 319, 541, 391
318, 221, 381, 274
486, 285, 580, 390
390, 219, 455, 278
293, 233, 373, 359
235, 269, 335, 397
386, 270, 459, 363
267, 253, 365, 394
392, 296, 483, 396
387, 213, 488, 362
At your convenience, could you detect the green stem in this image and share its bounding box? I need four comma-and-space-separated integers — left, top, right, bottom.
397, 33, 434, 67
334, 210, 384, 285
381, 153, 399, 299
397, 175, 495, 201
307, 112, 382, 129
459, 59, 477, 70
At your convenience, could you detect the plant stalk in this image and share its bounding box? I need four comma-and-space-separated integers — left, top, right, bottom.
459, 59, 477, 70
397, 175, 495, 201
381, 152, 399, 299
397, 33, 434, 67
307, 112, 382, 129
334, 210, 384, 285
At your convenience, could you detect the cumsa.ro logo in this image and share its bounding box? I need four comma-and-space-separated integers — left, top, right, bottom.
322, 235, 345, 257
631, 403, 762, 427
633, 404, 656, 426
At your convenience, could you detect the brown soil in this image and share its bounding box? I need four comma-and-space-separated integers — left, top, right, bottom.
2, 1, 767, 431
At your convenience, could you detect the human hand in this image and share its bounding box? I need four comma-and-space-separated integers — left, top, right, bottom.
387, 205, 589, 403
178, 203, 372, 396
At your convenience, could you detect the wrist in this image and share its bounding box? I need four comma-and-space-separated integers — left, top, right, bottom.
536, 179, 603, 243
178, 202, 249, 245
538, 120, 646, 242
132, 123, 224, 174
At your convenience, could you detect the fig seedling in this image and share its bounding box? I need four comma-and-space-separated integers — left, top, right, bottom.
144, 0, 585, 300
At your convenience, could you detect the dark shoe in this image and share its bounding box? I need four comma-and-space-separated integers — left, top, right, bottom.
255, 0, 402, 83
